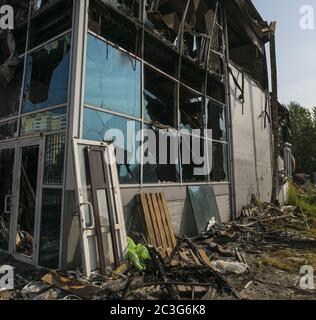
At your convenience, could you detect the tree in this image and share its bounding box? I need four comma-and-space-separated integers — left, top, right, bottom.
288, 102, 316, 176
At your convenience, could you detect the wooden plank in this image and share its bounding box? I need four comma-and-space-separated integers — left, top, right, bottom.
159, 193, 177, 248
139, 194, 157, 247
156, 193, 173, 249
151, 193, 169, 249
189, 249, 202, 266
198, 249, 213, 268
146, 193, 163, 247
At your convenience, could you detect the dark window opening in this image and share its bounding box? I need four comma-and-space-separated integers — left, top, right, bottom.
210, 142, 228, 182
206, 99, 226, 141
28, 0, 73, 50
144, 30, 180, 78
179, 85, 204, 134
206, 75, 226, 104
0, 119, 17, 140
144, 66, 177, 129
89, 0, 140, 56
181, 134, 208, 183
22, 35, 71, 113
0, 52, 23, 120
143, 125, 180, 184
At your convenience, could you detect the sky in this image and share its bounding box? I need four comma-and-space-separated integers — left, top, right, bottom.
252, 0, 316, 109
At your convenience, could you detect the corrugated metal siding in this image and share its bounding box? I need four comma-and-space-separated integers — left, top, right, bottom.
230, 65, 273, 214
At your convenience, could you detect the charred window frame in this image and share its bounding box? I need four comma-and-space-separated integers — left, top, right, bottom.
21, 34, 71, 114
88, 0, 142, 57
144, 65, 177, 129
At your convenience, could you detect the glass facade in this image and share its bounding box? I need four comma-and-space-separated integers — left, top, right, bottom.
83, 33, 229, 185
85, 34, 141, 118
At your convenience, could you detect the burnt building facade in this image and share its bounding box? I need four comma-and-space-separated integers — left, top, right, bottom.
0, 0, 291, 271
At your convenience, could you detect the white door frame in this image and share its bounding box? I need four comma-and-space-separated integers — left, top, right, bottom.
72, 138, 127, 276
9, 138, 44, 265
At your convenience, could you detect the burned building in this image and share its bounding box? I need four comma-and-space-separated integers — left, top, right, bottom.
0, 0, 292, 273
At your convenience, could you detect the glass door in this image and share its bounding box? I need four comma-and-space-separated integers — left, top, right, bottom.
0, 146, 16, 252
13, 141, 42, 263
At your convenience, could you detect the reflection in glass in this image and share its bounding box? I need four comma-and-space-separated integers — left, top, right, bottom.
22, 35, 71, 113
206, 99, 226, 141
85, 35, 141, 118
16, 145, 39, 257
144, 66, 177, 128
44, 133, 65, 185
39, 188, 62, 269
83, 107, 141, 184
0, 119, 17, 140
20, 107, 67, 136
0, 148, 15, 251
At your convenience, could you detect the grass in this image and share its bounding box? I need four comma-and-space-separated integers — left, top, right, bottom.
260, 249, 316, 273
288, 182, 316, 230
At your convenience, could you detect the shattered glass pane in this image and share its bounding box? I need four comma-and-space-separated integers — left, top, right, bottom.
39, 188, 62, 269
44, 133, 65, 185
144, 66, 177, 128
83, 107, 141, 184
22, 34, 71, 113
20, 107, 67, 137
206, 98, 227, 141
85, 35, 141, 118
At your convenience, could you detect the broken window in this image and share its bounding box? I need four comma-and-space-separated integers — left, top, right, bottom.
83, 107, 141, 184
143, 125, 180, 184
0, 119, 17, 140
85, 35, 141, 118
20, 107, 67, 137
28, 0, 73, 50
43, 133, 65, 185
179, 85, 204, 134
22, 34, 71, 113
0, 148, 15, 251
210, 142, 228, 182
38, 188, 62, 269
0, 33, 23, 120
144, 66, 177, 128
206, 75, 226, 104
144, 31, 180, 78
89, 0, 140, 55
206, 98, 226, 141
181, 134, 209, 183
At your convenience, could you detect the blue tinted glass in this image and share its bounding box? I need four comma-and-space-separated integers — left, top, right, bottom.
22, 35, 71, 113
83, 107, 141, 184
85, 35, 141, 118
